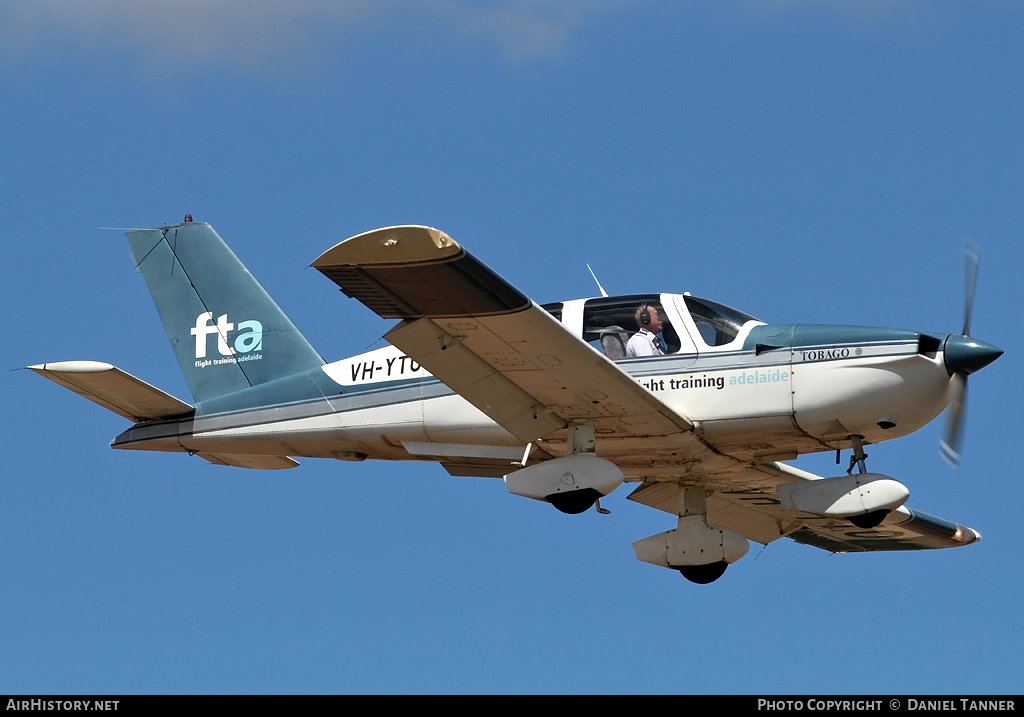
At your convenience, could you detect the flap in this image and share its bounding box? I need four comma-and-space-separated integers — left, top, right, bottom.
30, 361, 193, 423
199, 453, 300, 470
313, 225, 693, 445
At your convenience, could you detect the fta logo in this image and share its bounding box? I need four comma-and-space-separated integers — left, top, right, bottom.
190, 312, 263, 358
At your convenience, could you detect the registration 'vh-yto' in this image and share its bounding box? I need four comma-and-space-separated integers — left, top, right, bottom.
33, 221, 1002, 583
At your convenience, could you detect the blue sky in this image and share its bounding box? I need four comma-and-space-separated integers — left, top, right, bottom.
2, 0, 1022, 694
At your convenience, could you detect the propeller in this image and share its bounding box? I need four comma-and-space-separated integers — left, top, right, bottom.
940, 371, 967, 467
962, 241, 979, 337
940, 242, 979, 468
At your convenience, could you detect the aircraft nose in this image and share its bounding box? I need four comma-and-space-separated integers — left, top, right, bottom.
943, 334, 1003, 376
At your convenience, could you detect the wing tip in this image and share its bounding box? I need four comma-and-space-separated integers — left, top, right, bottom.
29, 361, 115, 374
312, 225, 461, 269
955, 525, 982, 544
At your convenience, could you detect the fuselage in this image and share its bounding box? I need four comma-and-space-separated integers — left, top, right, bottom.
111, 291, 980, 481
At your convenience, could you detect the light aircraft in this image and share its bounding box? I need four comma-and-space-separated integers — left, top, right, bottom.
32, 221, 1002, 583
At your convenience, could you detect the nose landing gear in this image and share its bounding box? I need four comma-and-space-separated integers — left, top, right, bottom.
843, 435, 888, 529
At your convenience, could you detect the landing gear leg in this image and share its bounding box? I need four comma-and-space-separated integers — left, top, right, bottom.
847, 434, 869, 475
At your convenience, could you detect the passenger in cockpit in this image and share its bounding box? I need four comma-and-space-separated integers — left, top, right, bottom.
626, 304, 667, 358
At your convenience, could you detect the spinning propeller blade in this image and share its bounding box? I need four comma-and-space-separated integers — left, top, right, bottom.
940, 371, 967, 468
941, 241, 981, 469
962, 240, 978, 337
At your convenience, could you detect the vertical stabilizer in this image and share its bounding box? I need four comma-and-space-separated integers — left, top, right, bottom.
127, 222, 324, 404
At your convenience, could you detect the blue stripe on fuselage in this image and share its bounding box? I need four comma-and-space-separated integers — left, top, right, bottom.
115, 330, 928, 446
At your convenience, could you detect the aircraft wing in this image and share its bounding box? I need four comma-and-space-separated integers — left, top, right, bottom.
313, 226, 715, 456
628, 462, 981, 552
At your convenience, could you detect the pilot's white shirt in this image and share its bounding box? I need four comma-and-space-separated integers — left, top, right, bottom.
626, 328, 664, 358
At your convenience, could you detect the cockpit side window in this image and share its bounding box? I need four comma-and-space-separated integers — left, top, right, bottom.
683, 296, 758, 347
582, 295, 681, 358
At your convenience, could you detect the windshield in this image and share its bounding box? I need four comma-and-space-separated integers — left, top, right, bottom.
684, 296, 758, 346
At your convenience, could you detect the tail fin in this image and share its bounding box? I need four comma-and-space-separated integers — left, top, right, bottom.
127, 222, 324, 404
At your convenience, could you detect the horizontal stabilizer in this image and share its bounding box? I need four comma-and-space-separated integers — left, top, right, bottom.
199, 453, 299, 470
30, 361, 192, 423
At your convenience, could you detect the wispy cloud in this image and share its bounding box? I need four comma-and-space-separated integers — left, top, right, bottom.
427, 1, 610, 59
750, 0, 931, 25
0, 0, 628, 71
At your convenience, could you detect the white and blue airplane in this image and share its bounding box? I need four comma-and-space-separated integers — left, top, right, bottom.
32, 221, 1002, 583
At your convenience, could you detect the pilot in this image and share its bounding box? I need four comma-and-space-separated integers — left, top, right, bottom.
626, 304, 668, 357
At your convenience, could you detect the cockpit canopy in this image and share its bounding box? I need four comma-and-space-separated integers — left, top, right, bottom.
543, 293, 761, 359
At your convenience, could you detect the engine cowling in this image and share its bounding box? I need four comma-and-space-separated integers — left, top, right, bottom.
504, 453, 623, 507
776, 472, 909, 518
633, 515, 750, 568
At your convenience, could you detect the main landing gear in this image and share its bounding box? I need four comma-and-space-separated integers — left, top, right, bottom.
504, 426, 623, 516
632, 485, 750, 584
